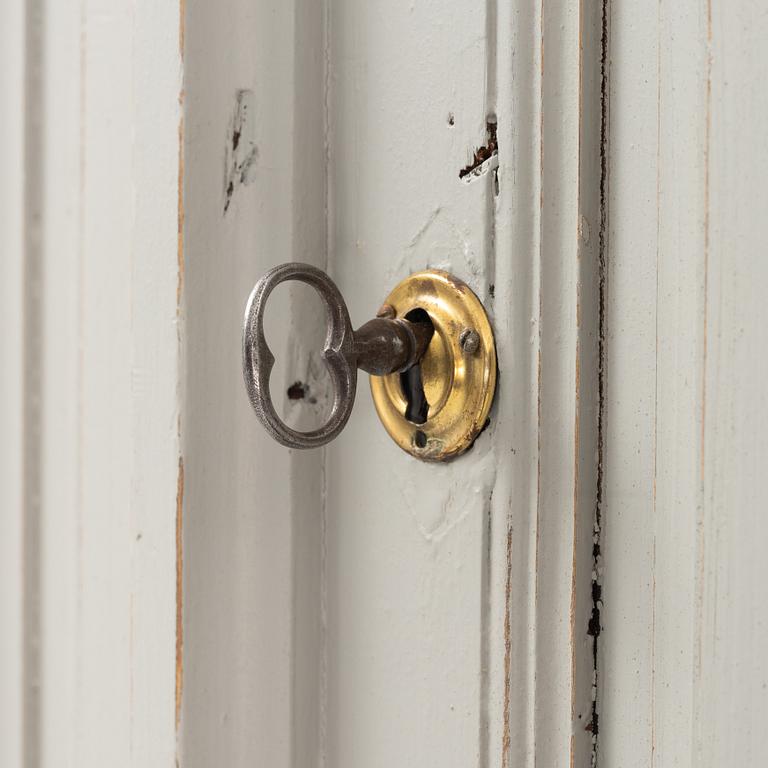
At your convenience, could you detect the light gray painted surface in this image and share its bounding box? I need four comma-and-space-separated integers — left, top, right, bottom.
180, 1, 598, 766
0, 2, 181, 766
3, 1, 766, 766
599, 1, 768, 765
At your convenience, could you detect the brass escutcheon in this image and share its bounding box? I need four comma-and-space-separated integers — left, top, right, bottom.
370, 270, 496, 461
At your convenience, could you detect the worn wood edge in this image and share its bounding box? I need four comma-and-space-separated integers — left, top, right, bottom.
491, 2, 603, 766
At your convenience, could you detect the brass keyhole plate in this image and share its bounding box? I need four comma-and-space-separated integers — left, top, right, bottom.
370, 270, 496, 461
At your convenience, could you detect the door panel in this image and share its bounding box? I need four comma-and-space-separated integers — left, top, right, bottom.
325, 2, 500, 765
180, 1, 600, 766
11, 1, 767, 767
0, 2, 181, 766
600, 2, 768, 765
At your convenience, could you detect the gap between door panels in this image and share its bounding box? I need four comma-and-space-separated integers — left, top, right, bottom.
589, 2, 611, 765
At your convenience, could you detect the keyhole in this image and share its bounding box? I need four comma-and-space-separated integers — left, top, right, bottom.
400, 308, 432, 425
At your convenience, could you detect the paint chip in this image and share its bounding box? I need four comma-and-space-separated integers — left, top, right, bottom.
224, 89, 258, 214
459, 118, 499, 181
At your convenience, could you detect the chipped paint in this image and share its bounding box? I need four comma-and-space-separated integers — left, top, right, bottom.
223, 89, 258, 214
459, 118, 499, 181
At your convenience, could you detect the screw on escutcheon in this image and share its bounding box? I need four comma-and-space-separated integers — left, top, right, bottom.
459, 328, 480, 355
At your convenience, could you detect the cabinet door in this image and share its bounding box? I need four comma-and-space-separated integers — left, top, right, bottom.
179, 2, 599, 767
598, 2, 768, 765
5, 2, 766, 768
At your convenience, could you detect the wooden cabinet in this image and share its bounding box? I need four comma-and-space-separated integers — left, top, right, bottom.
1, 2, 766, 766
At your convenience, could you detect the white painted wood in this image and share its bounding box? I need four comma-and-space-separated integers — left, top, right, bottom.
698, 4, 768, 761
325, 1, 599, 765
20, 0, 768, 764
0, 1, 25, 766
0, 2, 181, 766
324, 3, 497, 764
179, 2, 327, 766
180, 1, 600, 766
599, 1, 768, 765
600, 4, 667, 761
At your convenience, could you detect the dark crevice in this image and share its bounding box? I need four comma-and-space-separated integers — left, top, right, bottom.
223, 89, 258, 215
401, 365, 428, 424
459, 117, 498, 179
400, 308, 432, 425
589, 2, 610, 765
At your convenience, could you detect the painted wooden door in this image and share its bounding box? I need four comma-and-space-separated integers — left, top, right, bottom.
1, 2, 766, 767
180, 0, 598, 765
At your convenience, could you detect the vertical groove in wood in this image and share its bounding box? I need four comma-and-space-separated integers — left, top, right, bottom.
22, 1, 45, 763
577, 2, 608, 764
176, 0, 186, 743
493, 4, 541, 763
492, 2, 603, 767
533, 2, 602, 765
479, 2, 498, 765
290, 4, 328, 767
589, 3, 611, 763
